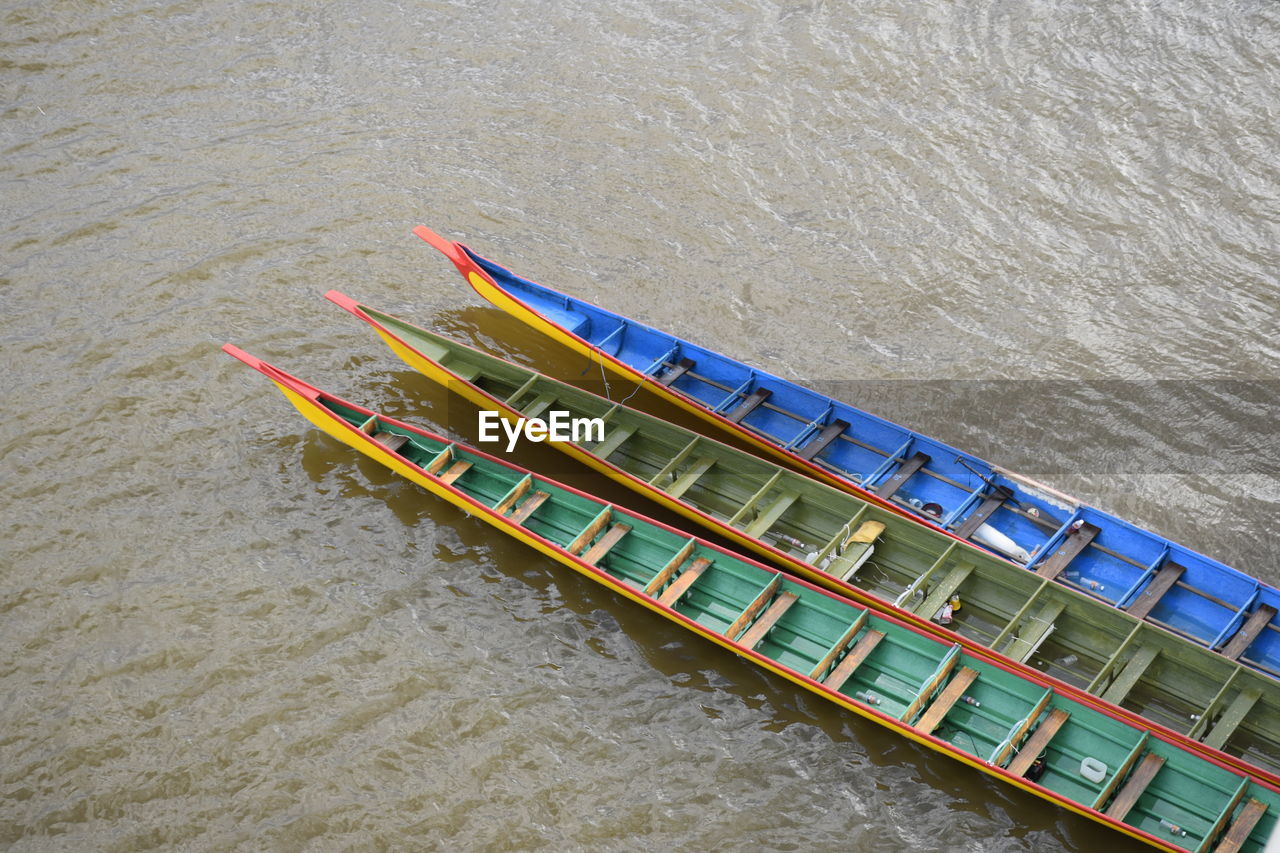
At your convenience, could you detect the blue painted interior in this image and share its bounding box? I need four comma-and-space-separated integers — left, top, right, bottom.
464, 245, 1280, 680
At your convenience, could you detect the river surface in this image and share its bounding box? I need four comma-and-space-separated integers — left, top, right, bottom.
2, 1, 1277, 850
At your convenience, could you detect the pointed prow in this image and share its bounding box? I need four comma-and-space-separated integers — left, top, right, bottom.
413, 225, 468, 267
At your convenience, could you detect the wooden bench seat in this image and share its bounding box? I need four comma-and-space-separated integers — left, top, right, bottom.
726, 388, 771, 423
1215, 799, 1268, 853
954, 486, 1014, 540
372, 431, 410, 453
742, 491, 800, 538
1100, 646, 1158, 705
508, 491, 550, 525
822, 629, 885, 693
914, 563, 973, 621
915, 667, 979, 736
568, 509, 612, 555
736, 591, 799, 649
643, 541, 695, 597
1001, 601, 1065, 663
591, 425, 637, 459
580, 524, 632, 565
1007, 708, 1070, 776
1221, 604, 1277, 660
657, 558, 712, 607
900, 646, 961, 725
426, 446, 456, 475
1126, 561, 1186, 620
992, 691, 1054, 768
494, 476, 533, 515
1203, 688, 1262, 751
438, 460, 472, 485
1036, 522, 1100, 579
808, 613, 868, 681
658, 358, 695, 387
1104, 753, 1165, 820
666, 456, 716, 499
797, 420, 850, 461
874, 451, 931, 498
725, 576, 782, 641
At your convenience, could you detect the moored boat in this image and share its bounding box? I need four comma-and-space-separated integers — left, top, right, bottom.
325, 290, 1280, 776
412, 225, 1280, 683
223, 342, 1280, 853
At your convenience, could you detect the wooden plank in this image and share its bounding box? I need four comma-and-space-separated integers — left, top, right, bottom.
1100, 645, 1159, 705
727, 471, 784, 526
797, 420, 850, 461
1002, 600, 1066, 663
900, 646, 961, 725
725, 576, 782, 641
1126, 561, 1186, 620
656, 557, 712, 607
737, 591, 800, 649
522, 391, 559, 420
954, 486, 1014, 540
1213, 799, 1268, 853
591, 425, 637, 459
823, 520, 887, 582
821, 629, 885, 692
425, 445, 454, 475
658, 357, 695, 387
648, 437, 701, 487
438, 460, 472, 485
666, 456, 716, 499
493, 476, 532, 516
743, 491, 800, 538
503, 373, 538, 404
915, 667, 980, 736
1198, 780, 1248, 853
915, 563, 973, 620
644, 540, 696, 597
372, 431, 410, 453
508, 491, 550, 525
567, 508, 612, 555
1088, 623, 1143, 694
726, 388, 771, 423
1221, 604, 1277, 660
1203, 688, 1262, 751
1036, 522, 1100, 579
1091, 734, 1148, 811
580, 524, 632, 566
895, 541, 956, 610
1007, 708, 1070, 776
993, 690, 1054, 768
808, 612, 868, 680
1104, 753, 1165, 820
874, 451, 931, 498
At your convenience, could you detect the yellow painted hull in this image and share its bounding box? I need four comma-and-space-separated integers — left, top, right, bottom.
237, 346, 1180, 852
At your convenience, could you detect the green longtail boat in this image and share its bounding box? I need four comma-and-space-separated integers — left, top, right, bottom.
224, 342, 1280, 852
325, 290, 1280, 777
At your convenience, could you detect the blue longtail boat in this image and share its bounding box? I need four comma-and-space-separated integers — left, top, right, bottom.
413, 225, 1280, 682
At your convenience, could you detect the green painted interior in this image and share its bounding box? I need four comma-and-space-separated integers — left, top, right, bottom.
357, 318, 1280, 777
338, 309, 1280, 848
318, 385, 1280, 852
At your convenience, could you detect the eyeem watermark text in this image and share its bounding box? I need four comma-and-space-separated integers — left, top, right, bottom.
478, 411, 605, 452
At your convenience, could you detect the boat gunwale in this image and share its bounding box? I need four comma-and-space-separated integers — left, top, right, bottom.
226, 342, 1280, 852
418, 227, 1280, 674
301, 305, 1280, 790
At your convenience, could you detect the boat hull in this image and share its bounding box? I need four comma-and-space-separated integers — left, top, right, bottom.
325, 291, 1280, 780
412, 226, 1280, 682
224, 343, 1280, 853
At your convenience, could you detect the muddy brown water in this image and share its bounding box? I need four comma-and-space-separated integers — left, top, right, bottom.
2, 1, 1276, 850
